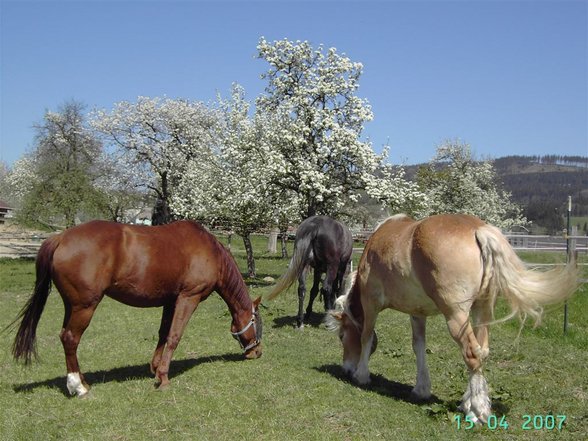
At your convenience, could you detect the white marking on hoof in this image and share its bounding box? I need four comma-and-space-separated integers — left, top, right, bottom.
460, 371, 491, 423
466, 411, 480, 425
66, 372, 88, 397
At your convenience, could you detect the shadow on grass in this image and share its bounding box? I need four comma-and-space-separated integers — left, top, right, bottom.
255, 254, 289, 261
243, 273, 282, 286
272, 312, 326, 328
315, 363, 511, 417
315, 363, 441, 404
12, 352, 243, 397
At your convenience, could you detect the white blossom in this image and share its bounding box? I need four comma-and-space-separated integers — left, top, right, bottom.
416, 141, 526, 230
256, 37, 422, 218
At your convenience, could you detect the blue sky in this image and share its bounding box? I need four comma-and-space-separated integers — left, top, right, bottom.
1, 0, 587, 166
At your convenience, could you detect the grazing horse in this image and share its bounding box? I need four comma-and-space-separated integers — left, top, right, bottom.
327, 213, 579, 423
11, 220, 262, 397
268, 215, 353, 328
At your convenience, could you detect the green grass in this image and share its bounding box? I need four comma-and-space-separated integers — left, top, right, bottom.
0, 235, 587, 440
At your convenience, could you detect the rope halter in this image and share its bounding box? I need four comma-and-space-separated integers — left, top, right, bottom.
231, 305, 260, 353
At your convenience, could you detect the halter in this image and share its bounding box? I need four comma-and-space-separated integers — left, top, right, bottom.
230, 305, 260, 353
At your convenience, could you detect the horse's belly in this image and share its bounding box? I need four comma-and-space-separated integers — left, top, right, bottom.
383, 278, 440, 317
105, 285, 176, 308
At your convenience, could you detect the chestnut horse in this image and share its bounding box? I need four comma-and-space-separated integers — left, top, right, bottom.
327, 214, 579, 423
11, 220, 262, 397
268, 215, 353, 328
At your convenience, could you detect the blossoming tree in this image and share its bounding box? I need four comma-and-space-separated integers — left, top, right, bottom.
171, 84, 294, 276
416, 141, 526, 230
92, 97, 221, 224
256, 37, 422, 219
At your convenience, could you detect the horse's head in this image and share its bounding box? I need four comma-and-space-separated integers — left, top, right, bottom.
325, 293, 377, 376
232, 296, 263, 359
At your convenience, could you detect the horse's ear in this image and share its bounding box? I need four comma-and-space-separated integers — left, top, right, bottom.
253, 296, 262, 308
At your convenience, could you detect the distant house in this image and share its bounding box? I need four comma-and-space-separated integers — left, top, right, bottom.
0, 200, 13, 224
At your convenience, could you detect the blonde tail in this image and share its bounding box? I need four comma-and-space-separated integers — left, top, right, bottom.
476, 225, 580, 326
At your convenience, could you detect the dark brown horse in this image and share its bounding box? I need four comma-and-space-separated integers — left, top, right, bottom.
11, 220, 262, 397
268, 215, 353, 328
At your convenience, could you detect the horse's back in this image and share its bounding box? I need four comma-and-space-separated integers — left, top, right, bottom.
299, 216, 352, 265
361, 214, 486, 315
51, 220, 222, 306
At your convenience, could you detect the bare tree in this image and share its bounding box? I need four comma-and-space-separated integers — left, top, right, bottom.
16, 101, 104, 227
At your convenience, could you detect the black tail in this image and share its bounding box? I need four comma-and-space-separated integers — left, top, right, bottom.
267, 234, 312, 300
11, 235, 61, 364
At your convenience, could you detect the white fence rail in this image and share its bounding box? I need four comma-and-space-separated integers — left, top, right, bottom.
504, 234, 587, 253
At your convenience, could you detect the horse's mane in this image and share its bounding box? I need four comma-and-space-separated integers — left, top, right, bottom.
326, 271, 364, 332
374, 213, 412, 231
215, 241, 251, 307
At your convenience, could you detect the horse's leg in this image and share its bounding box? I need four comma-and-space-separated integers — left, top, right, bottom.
321, 264, 339, 311
410, 315, 431, 401
352, 302, 378, 385
304, 269, 322, 322
154, 295, 201, 389
445, 311, 491, 423
296, 268, 308, 328
60, 302, 98, 397
333, 260, 348, 298
471, 299, 492, 362
150, 303, 175, 375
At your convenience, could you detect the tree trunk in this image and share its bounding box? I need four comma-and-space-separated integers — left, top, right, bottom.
64, 209, 76, 228
242, 233, 256, 278
152, 171, 172, 225
279, 227, 289, 258
151, 197, 171, 225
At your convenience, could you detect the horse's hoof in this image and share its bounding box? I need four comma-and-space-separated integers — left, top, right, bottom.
352, 370, 371, 386
78, 390, 92, 399
156, 382, 170, 391
409, 389, 432, 402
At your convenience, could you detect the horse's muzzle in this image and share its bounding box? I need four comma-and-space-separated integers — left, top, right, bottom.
244, 343, 262, 359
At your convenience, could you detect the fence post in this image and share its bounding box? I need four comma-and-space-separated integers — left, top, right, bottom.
268, 227, 279, 254
564, 196, 571, 335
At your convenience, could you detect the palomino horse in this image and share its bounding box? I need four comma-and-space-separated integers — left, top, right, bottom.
268, 215, 353, 328
327, 214, 578, 423
11, 220, 262, 397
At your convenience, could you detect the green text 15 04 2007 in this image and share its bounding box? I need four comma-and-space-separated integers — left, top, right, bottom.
453, 414, 567, 431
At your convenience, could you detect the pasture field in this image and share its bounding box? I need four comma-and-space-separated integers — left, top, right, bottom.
0, 234, 586, 441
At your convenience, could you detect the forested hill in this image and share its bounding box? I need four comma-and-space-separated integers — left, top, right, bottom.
492, 155, 587, 217
405, 155, 588, 231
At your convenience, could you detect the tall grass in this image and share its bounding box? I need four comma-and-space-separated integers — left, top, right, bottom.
0, 236, 586, 440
